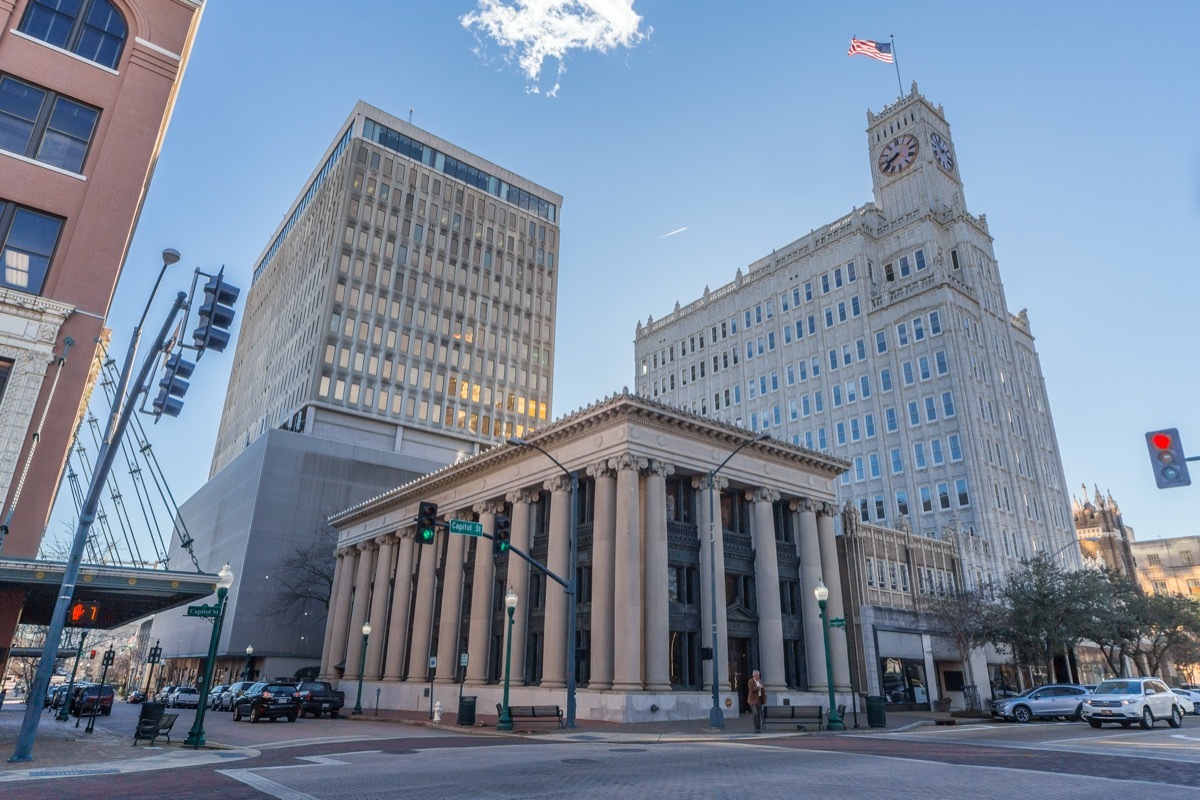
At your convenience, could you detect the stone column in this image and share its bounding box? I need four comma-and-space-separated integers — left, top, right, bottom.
612, 454, 647, 691
643, 459, 674, 691
466, 500, 503, 685
435, 513, 468, 684
407, 535, 439, 681
695, 475, 731, 690
320, 548, 353, 679
365, 534, 395, 680
382, 532, 416, 680
343, 541, 377, 680
817, 502, 852, 690
541, 475, 572, 689
749, 487, 785, 694
506, 489, 535, 683
587, 459, 617, 690
798, 498, 826, 691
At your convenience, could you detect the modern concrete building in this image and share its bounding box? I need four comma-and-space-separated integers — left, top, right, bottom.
0, 0, 204, 672
634, 83, 1077, 591
322, 392, 851, 723
151, 102, 563, 679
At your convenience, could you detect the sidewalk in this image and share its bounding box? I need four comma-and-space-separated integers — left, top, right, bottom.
0, 697, 975, 782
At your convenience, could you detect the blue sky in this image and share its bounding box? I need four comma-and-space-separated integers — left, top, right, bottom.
62, 0, 1200, 552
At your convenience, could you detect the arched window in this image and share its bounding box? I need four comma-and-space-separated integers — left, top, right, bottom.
19, 0, 127, 70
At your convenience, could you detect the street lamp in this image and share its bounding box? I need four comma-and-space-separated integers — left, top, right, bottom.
12, 249, 185, 763
507, 437, 578, 729
814, 578, 844, 731
705, 432, 769, 730
352, 622, 371, 715
242, 645, 254, 682
184, 563, 235, 748
496, 588, 518, 732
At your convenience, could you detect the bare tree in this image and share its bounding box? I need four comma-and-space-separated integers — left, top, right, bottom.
921, 587, 1001, 706
263, 525, 338, 623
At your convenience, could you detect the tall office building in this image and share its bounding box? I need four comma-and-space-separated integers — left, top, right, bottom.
634, 84, 1077, 588
0, 0, 204, 671
152, 102, 563, 679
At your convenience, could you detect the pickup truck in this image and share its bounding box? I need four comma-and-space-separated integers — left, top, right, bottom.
295, 680, 345, 718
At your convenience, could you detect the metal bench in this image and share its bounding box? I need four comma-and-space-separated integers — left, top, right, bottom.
496, 703, 564, 728
133, 710, 178, 745
761, 704, 824, 730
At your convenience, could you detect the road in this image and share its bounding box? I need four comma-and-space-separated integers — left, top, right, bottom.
7, 705, 1200, 799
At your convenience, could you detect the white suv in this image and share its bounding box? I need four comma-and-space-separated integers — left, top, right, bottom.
1082, 677, 1185, 729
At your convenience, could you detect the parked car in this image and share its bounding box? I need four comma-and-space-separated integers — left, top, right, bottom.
70, 684, 114, 717
990, 684, 1091, 722
127, 689, 147, 704
1171, 688, 1199, 715
169, 686, 201, 708
1082, 677, 1185, 729
44, 684, 70, 710
219, 681, 257, 711
208, 684, 229, 709
154, 685, 177, 703
232, 681, 300, 723
295, 680, 346, 719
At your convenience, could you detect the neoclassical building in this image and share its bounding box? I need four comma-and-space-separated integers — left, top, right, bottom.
322, 392, 850, 723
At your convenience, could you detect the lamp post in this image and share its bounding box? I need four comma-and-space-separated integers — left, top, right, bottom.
507, 437, 578, 729
496, 588, 518, 732
352, 622, 370, 715
814, 578, 845, 731
185, 563, 235, 748
144, 640, 162, 696
242, 645, 254, 682
705, 432, 769, 730
11, 249, 185, 763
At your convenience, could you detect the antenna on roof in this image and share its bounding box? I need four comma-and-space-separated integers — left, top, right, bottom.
408, 106, 414, 124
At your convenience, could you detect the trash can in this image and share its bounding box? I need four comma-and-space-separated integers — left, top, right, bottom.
458, 696, 477, 726
866, 695, 887, 728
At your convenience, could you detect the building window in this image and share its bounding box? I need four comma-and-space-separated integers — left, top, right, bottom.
18, 0, 127, 70
0, 358, 11, 404
0, 201, 63, 294
0, 76, 99, 173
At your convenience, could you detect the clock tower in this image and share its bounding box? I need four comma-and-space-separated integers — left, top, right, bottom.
868, 82, 965, 220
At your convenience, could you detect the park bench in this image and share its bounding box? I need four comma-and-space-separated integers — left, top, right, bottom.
496, 703, 564, 728
761, 704, 824, 730
133, 711, 178, 745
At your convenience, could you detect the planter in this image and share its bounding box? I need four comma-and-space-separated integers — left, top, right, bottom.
933, 698, 952, 713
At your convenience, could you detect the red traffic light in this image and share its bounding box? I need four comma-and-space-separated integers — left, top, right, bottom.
89, 649, 97, 659
1151, 432, 1172, 450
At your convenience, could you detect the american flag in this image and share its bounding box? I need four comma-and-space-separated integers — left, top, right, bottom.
848, 38, 894, 64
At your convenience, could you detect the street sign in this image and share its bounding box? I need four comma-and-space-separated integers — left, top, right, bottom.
449, 519, 483, 537
429, 657, 437, 668
186, 604, 221, 618
460, 652, 469, 667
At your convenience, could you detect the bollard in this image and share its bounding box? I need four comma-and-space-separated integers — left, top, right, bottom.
433, 700, 443, 724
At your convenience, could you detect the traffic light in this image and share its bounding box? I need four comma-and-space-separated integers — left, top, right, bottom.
493, 514, 511, 556
89, 649, 97, 660
416, 501, 438, 545
151, 352, 194, 419
66, 600, 99, 627
192, 270, 240, 356
1146, 428, 1192, 489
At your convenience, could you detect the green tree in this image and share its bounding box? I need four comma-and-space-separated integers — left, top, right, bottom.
1131, 592, 1200, 676
921, 587, 1002, 706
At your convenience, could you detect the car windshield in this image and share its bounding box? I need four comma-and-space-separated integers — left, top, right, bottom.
1094, 681, 1139, 695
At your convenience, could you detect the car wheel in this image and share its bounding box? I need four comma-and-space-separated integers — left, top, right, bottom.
1013, 706, 1032, 724
250, 706, 261, 724
1139, 707, 1154, 730
233, 707, 242, 721
1168, 706, 1183, 729
1071, 705, 1083, 722
1087, 719, 1102, 729
330, 710, 339, 719
287, 712, 298, 723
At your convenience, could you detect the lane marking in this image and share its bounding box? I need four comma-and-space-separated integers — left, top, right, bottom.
219, 769, 321, 800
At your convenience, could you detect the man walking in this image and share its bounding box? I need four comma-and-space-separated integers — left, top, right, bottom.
747, 669, 765, 732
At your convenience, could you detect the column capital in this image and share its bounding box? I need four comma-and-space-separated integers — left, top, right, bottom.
613, 453, 648, 473
586, 459, 616, 480
357, 541, 377, 553
474, 499, 506, 516
691, 474, 728, 492
335, 546, 353, 558
816, 501, 840, 518
746, 486, 780, 505
797, 496, 817, 514
506, 487, 539, 505
544, 474, 572, 494
647, 459, 675, 479
374, 534, 393, 547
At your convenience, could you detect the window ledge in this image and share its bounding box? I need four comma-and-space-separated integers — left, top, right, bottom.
9, 29, 120, 75
0, 149, 86, 181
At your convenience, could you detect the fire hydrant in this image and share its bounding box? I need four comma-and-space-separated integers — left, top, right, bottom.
433, 700, 443, 724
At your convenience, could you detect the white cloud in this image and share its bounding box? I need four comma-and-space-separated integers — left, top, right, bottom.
461, 0, 649, 97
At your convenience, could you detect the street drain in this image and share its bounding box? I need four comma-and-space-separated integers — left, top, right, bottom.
561, 758, 601, 765
608, 747, 647, 753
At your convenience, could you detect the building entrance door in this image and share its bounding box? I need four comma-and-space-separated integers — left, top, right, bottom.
728, 637, 750, 713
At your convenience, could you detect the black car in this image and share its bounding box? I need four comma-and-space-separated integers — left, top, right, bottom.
232, 681, 300, 723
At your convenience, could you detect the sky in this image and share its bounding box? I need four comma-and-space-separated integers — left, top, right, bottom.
58, 0, 1200, 553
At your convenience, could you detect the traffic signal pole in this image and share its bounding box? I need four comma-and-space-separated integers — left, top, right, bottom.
11, 292, 188, 763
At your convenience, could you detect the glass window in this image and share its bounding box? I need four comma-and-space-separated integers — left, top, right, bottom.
864, 413, 875, 437
949, 434, 962, 461
890, 448, 903, 474
956, 478, 970, 507
937, 482, 951, 509
869, 454, 880, 478
19, 0, 127, 69
918, 356, 931, 381
876, 331, 887, 353
896, 322, 909, 346
0, 201, 63, 294
885, 407, 897, 432
920, 486, 933, 513
0, 77, 98, 173
880, 368, 892, 392
896, 490, 909, 516
935, 350, 948, 375
913, 442, 926, 469
929, 310, 942, 335
942, 391, 956, 418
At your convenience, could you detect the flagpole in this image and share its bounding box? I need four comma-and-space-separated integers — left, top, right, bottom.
890, 34, 903, 96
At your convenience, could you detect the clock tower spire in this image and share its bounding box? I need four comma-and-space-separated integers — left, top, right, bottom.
867, 82, 965, 220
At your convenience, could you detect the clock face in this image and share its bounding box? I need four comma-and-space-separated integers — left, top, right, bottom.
878, 134, 919, 175
930, 132, 954, 171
